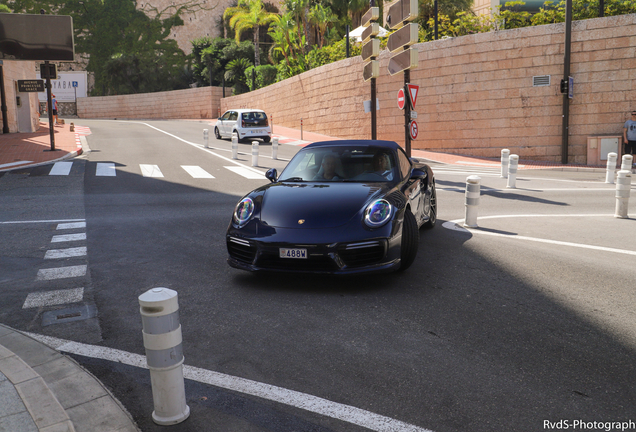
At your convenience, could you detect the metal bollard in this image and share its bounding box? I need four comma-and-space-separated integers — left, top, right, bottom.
507, 154, 519, 188
252, 141, 259, 166
615, 170, 631, 218
272, 137, 278, 160
501, 149, 510, 178
301, 118, 303, 141
203, 129, 209, 148
139, 288, 190, 425
606, 152, 617, 184
621, 154, 633, 172
231, 133, 238, 160
464, 175, 481, 228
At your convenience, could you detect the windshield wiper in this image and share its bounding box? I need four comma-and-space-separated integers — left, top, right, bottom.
280, 177, 304, 182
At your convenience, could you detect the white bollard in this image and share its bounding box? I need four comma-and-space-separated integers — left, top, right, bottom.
621, 154, 633, 172
501, 149, 510, 178
606, 152, 617, 184
507, 154, 519, 188
252, 141, 259, 166
272, 137, 278, 160
615, 170, 631, 219
139, 288, 189, 425
203, 129, 209, 148
231, 133, 238, 160
464, 175, 481, 228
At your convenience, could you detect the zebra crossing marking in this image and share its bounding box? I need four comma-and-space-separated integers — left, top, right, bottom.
140, 164, 164, 178
57, 222, 86, 230
224, 166, 266, 179
49, 162, 73, 176
181, 165, 214, 178
96, 163, 116, 176
51, 233, 86, 243
36, 265, 87, 281
45, 247, 87, 259
22, 288, 84, 309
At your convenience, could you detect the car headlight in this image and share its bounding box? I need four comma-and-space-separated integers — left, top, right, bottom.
364, 199, 392, 228
233, 197, 254, 227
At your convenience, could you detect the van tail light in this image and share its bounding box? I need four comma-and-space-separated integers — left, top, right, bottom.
242, 120, 246, 127
264, 118, 269, 126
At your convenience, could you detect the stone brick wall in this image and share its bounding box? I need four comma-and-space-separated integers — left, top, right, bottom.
76, 87, 225, 120
221, 14, 636, 164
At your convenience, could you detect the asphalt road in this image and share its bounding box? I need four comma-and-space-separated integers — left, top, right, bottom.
1, 119, 634, 432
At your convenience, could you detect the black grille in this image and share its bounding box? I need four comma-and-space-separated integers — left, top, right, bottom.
227, 238, 256, 264
339, 241, 386, 267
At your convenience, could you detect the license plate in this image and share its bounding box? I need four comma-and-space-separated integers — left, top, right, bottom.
279, 248, 307, 259
251, 129, 264, 134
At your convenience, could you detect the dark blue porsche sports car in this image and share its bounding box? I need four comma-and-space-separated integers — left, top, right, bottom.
226, 140, 436, 274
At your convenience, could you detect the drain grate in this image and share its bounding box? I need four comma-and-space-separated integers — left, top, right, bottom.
42, 304, 97, 327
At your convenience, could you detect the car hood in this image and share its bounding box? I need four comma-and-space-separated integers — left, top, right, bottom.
259, 182, 389, 229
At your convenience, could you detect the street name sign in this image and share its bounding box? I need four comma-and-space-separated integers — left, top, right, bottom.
387, 23, 418, 53
361, 7, 379, 28
17, 79, 44, 92
361, 39, 380, 62
361, 23, 380, 44
386, 0, 418, 29
388, 49, 418, 75
363, 60, 379, 81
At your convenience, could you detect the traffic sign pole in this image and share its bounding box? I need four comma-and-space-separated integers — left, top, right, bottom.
404, 70, 411, 157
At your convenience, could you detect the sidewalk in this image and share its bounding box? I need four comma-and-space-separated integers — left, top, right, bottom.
0, 323, 139, 432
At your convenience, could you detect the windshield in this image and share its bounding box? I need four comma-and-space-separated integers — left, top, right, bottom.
279, 146, 398, 182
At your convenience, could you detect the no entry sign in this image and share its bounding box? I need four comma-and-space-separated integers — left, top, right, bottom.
409, 120, 418, 140
397, 88, 406, 110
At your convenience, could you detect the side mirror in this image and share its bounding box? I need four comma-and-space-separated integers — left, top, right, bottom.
265, 168, 277, 183
410, 168, 427, 180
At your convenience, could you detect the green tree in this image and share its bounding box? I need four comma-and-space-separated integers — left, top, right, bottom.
224, 0, 278, 67
308, 4, 337, 48
225, 57, 252, 94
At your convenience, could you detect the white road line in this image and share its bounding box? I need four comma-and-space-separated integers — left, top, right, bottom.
44, 247, 87, 259
23, 333, 435, 432
57, 222, 86, 230
51, 233, 86, 243
224, 166, 266, 179
22, 288, 84, 309
49, 162, 73, 176
140, 164, 164, 178
36, 265, 87, 280
443, 215, 636, 257
96, 162, 117, 176
0, 219, 85, 225
181, 165, 215, 179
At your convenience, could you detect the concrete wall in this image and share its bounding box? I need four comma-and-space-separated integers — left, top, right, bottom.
221, 14, 636, 164
77, 86, 225, 120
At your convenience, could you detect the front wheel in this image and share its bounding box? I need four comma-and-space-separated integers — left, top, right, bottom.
263, 137, 271, 143
398, 208, 419, 272
423, 182, 437, 229
214, 127, 221, 140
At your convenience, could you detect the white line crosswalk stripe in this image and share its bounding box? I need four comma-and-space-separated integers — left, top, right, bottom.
22, 288, 84, 309
36, 265, 87, 281
224, 166, 266, 179
57, 222, 86, 230
181, 165, 215, 178
51, 233, 86, 243
140, 164, 164, 177
49, 162, 73, 176
45, 247, 87, 259
96, 163, 117, 176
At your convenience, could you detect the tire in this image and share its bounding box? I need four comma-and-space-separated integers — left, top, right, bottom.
233, 130, 242, 143
423, 182, 437, 229
399, 208, 419, 272
263, 137, 271, 143
214, 127, 221, 140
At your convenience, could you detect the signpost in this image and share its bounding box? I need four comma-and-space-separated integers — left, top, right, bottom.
386, 0, 419, 156
361, 3, 380, 139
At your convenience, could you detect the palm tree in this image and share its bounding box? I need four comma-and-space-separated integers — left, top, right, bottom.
308, 4, 337, 48
225, 57, 253, 93
224, 0, 279, 67
268, 13, 298, 63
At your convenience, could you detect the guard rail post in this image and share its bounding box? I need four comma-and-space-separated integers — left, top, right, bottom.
232, 133, 238, 160
507, 154, 519, 188
501, 149, 510, 178
203, 129, 209, 148
621, 154, 633, 172
139, 287, 189, 426
252, 141, 259, 166
615, 170, 631, 219
606, 152, 617, 184
272, 137, 278, 160
464, 175, 481, 228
